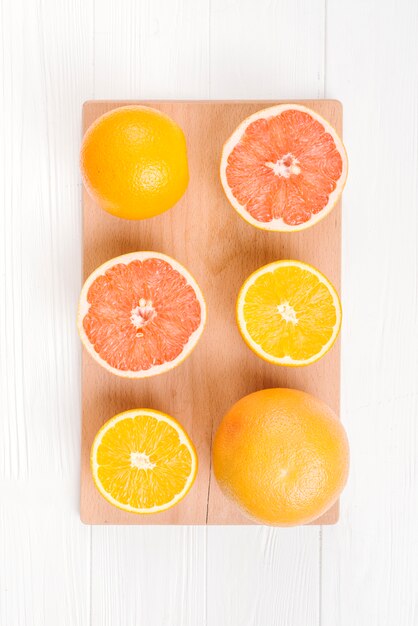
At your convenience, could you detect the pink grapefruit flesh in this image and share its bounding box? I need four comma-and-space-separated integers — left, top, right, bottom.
78, 252, 206, 377
220, 104, 348, 231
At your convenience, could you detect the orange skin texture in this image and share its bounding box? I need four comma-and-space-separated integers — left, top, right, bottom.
213, 388, 349, 526
80, 106, 189, 220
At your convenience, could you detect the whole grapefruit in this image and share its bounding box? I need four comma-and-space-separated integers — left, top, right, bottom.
213, 388, 349, 526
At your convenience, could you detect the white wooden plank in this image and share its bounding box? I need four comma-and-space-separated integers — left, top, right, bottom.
207, 2, 325, 625
1, 1, 93, 624
322, 399, 418, 625
91, 526, 206, 626
207, 527, 320, 626
0, 481, 90, 626
0, 0, 93, 479
322, 0, 418, 624
210, 0, 325, 99
94, 0, 210, 99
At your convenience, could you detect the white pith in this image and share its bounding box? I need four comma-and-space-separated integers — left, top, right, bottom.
237, 260, 342, 366
265, 153, 301, 178
78, 251, 207, 378
91, 409, 197, 514
130, 298, 157, 333
277, 302, 298, 324
220, 103, 348, 232
130, 451, 155, 470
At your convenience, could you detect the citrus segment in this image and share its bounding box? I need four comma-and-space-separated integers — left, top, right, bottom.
91, 409, 197, 514
213, 388, 349, 526
236, 260, 341, 366
220, 104, 348, 231
78, 252, 206, 377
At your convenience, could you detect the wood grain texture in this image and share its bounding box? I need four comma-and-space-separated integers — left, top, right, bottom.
5, 0, 418, 623
88, 4, 325, 625
321, 1, 418, 624
205, 5, 324, 624
80, 99, 342, 526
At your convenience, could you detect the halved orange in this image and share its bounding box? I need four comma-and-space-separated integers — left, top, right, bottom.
78, 251, 206, 378
220, 104, 348, 231
91, 409, 197, 514
236, 260, 342, 366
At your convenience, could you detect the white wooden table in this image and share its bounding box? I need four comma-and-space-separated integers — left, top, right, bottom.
1, 1, 417, 624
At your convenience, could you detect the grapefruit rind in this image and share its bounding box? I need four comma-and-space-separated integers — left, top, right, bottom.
78, 251, 206, 378
91, 408, 198, 514
236, 260, 342, 366
220, 104, 348, 232
213, 388, 349, 526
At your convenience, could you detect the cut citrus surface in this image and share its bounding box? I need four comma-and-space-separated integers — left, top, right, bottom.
78, 252, 206, 377
236, 260, 341, 366
91, 409, 197, 514
213, 388, 349, 526
220, 104, 348, 231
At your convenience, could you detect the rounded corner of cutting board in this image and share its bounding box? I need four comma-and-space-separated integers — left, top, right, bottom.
80, 99, 343, 527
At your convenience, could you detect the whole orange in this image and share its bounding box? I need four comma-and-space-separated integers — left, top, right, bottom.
213, 388, 349, 526
80, 105, 189, 220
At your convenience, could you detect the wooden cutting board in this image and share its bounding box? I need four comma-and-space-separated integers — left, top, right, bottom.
80, 100, 342, 525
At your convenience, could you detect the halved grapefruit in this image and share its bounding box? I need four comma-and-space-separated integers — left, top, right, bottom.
220, 104, 348, 231
78, 252, 206, 377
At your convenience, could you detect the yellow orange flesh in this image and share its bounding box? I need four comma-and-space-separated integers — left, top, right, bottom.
81, 105, 189, 220
213, 388, 349, 526
91, 409, 197, 514
237, 260, 341, 366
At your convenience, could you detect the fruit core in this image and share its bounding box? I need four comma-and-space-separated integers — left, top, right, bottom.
265, 153, 301, 178
130, 298, 157, 334
130, 451, 155, 470
277, 302, 298, 324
